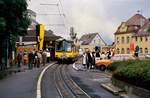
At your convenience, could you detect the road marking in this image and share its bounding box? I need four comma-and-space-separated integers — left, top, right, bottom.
36, 62, 56, 98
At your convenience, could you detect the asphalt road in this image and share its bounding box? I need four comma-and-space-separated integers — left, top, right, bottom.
68, 65, 119, 98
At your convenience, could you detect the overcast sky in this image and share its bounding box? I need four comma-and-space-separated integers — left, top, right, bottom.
28, 0, 150, 44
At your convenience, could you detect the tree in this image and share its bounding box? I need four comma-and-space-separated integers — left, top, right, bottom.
0, 0, 30, 37
0, 0, 30, 70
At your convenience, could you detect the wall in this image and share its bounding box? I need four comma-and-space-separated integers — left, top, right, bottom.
115, 33, 133, 54
90, 34, 105, 46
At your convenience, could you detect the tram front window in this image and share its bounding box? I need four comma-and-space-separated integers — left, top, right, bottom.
64, 42, 71, 52
56, 41, 72, 52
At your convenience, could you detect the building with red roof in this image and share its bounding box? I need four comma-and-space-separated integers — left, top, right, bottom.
114, 13, 150, 56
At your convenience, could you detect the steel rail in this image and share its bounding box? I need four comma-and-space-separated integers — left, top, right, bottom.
54, 64, 90, 98
36, 62, 56, 98
62, 64, 91, 98
54, 64, 75, 98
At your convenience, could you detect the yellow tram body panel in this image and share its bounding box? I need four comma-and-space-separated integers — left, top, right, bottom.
55, 38, 79, 62
55, 51, 78, 60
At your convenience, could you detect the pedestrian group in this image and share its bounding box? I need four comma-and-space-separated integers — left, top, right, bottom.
17, 49, 51, 70
82, 49, 113, 69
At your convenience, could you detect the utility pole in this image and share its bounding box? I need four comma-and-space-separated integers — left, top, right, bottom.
70, 27, 77, 41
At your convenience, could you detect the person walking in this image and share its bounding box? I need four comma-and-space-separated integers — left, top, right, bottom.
28, 51, 34, 69
17, 51, 22, 71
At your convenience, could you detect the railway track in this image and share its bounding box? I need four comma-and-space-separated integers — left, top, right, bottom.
41, 63, 90, 98
41, 63, 60, 98
54, 64, 91, 98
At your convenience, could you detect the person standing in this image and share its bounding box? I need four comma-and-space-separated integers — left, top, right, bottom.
23, 50, 28, 65
42, 50, 47, 66
87, 51, 93, 69
34, 51, 38, 68
37, 51, 42, 68
82, 52, 87, 68
46, 49, 50, 63
17, 51, 22, 71
91, 52, 96, 69
106, 49, 111, 59
28, 51, 34, 69
100, 52, 106, 60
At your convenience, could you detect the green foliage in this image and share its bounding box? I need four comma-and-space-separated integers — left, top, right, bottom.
0, 0, 30, 39
110, 60, 150, 90
0, 0, 30, 67
108, 60, 136, 71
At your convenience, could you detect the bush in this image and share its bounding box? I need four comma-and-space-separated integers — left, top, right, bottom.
110, 60, 150, 90
108, 60, 136, 71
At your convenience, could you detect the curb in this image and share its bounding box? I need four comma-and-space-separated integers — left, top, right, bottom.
119, 93, 140, 98
101, 82, 141, 98
36, 62, 56, 98
112, 77, 150, 98
101, 83, 124, 95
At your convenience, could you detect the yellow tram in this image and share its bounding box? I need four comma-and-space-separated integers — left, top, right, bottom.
55, 38, 78, 63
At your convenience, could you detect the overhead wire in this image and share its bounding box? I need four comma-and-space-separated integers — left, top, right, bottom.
57, 0, 68, 33
38, 0, 67, 34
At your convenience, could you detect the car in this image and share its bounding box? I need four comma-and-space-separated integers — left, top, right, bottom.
95, 59, 112, 71
95, 54, 136, 71
145, 54, 150, 58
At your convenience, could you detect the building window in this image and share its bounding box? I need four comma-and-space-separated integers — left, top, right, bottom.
145, 37, 148, 42
121, 48, 125, 54
117, 48, 120, 54
127, 48, 130, 54
140, 37, 143, 42
127, 36, 130, 43
140, 48, 143, 53
145, 48, 148, 54
116, 37, 119, 44
135, 37, 138, 41
121, 37, 124, 44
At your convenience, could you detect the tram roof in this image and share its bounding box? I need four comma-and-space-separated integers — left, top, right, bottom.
56, 38, 73, 42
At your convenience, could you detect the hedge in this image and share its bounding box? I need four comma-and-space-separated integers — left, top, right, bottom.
108, 60, 150, 90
